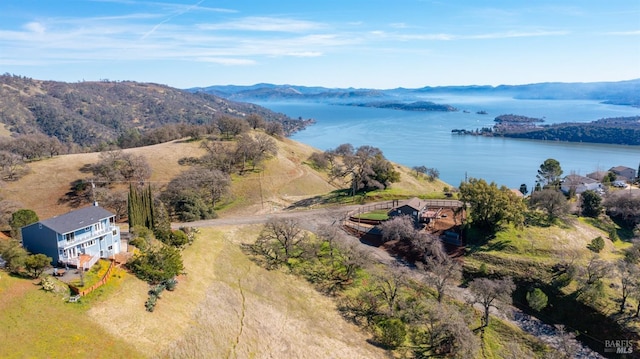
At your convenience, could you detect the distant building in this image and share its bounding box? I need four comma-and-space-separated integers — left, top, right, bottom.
609, 166, 637, 182
21, 205, 121, 270
560, 174, 602, 195
586, 171, 609, 182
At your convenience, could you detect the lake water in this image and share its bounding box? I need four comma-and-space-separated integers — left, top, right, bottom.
258, 97, 640, 189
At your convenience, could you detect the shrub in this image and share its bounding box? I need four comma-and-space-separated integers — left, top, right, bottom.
375, 318, 406, 348
526, 288, 548, 311
40, 276, 56, 292
145, 293, 158, 312
308, 152, 329, 169
165, 278, 178, 291
587, 236, 605, 253
127, 244, 184, 284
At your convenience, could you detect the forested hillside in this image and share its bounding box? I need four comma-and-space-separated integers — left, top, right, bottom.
0, 74, 309, 149
498, 116, 640, 145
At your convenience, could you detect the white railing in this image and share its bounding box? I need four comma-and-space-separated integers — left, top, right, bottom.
61, 257, 79, 268
61, 226, 116, 248
82, 253, 100, 271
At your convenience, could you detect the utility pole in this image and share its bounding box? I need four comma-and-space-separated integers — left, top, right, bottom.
91, 179, 97, 206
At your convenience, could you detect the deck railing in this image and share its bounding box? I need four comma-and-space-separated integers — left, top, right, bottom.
82, 253, 100, 271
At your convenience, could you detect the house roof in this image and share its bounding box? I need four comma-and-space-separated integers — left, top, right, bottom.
586, 171, 608, 181
609, 165, 634, 173
402, 197, 424, 211
563, 174, 598, 186
32, 206, 115, 234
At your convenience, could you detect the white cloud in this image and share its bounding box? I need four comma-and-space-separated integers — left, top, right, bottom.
198, 17, 324, 32
24, 22, 46, 34
466, 30, 569, 39
605, 30, 640, 36
195, 57, 256, 65
285, 51, 323, 57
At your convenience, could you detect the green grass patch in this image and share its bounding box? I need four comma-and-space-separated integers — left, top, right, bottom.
0, 273, 143, 359
484, 318, 549, 358
68, 259, 111, 289
353, 209, 389, 221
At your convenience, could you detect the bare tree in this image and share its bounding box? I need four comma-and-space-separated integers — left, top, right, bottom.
468, 277, 515, 328
246, 114, 266, 130
412, 232, 448, 263
200, 139, 236, 173
91, 150, 151, 184
380, 215, 417, 243
0, 150, 28, 181
572, 255, 612, 303
410, 300, 480, 358
528, 188, 570, 221
422, 258, 462, 302
95, 188, 128, 220
265, 121, 284, 137
412, 165, 427, 177
235, 133, 277, 172
616, 260, 639, 314
254, 218, 309, 265
215, 116, 248, 139
163, 167, 230, 208
372, 263, 406, 317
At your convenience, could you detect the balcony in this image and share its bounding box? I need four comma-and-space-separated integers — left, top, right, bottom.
60, 253, 100, 271
60, 226, 118, 249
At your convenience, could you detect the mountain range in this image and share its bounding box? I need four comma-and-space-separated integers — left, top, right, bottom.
0, 74, 303, 148
189, 79, 640, 107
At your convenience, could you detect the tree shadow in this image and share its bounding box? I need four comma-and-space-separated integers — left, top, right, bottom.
285, 189, 358, 209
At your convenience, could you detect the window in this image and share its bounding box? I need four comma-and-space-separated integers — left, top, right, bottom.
113, 229, 117, 236
82, 240, 96, 248
65, 233, 75, 242
108, 245, 113, 251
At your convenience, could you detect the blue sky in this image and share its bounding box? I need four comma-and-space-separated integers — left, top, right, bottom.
1, 0, 639, 89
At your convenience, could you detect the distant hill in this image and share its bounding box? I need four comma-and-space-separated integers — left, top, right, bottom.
190, 83, 386, 102
0, 74, 305, 147
190, 79, 640, 107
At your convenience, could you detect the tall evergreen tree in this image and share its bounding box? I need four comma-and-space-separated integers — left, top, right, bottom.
128, 184, 155, 230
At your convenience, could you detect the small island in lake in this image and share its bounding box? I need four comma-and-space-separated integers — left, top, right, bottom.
346, 100, 457, 112
452, 115, 640, 146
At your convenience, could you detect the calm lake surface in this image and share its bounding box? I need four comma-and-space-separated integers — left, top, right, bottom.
258, 97, 640, 189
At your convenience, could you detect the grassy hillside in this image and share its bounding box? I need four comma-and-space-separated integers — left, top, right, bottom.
88, 226, 387, 358
0, 136, 445, 358
2, 139, 207, 219
2, 134, 447, 220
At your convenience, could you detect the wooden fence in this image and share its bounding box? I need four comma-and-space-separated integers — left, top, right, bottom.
69, 259, 115, 297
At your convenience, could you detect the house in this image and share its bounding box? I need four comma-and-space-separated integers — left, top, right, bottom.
21, 204, 121, 270
560, 174, 602, 195
389, 197, 426, 222
586, 171, 609, 182
609, 166, 637, 182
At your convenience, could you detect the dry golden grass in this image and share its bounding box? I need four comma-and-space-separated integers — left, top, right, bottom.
2, 140, 205, 219
0, 123, 12, 138
3, 132, 442, 220
223, 138, 338, 217
88, 226, 386, 359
